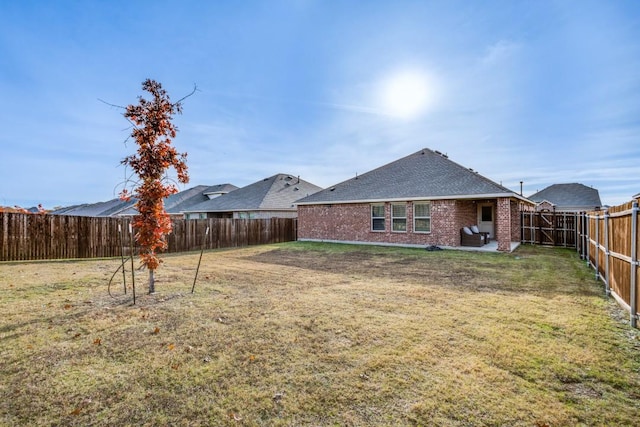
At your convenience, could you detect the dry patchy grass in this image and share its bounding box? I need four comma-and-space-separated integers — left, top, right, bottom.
1, 243, 639, 426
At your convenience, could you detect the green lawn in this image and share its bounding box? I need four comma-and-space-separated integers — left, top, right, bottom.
1, 242, 639, 426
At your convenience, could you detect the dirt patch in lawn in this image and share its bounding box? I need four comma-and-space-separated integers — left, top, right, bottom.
1, 242, 639, 426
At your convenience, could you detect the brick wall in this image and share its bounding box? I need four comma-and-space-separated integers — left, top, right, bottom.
510, 200, 521, 242
495, 197, 512, 251
298, 199, 484, 247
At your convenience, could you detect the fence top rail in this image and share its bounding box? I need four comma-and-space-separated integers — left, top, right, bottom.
585, 204, 639, 219
607, 209, 635, 218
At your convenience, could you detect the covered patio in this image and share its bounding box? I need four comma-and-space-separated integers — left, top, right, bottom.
447, 240, 521, 253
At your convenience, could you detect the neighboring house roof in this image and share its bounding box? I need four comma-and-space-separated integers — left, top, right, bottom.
296, 148, 528, 205
51, 184, 233, 217
184, 174, 322, 213
51, 198, 133, 217
114, 185, 215, 216
528, 183, 602, 210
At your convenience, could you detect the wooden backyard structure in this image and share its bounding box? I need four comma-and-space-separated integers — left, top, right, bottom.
522, 200, 640, 328
0, 213, 297, 262
521, 210, 578, 248
581, 200, 640, 327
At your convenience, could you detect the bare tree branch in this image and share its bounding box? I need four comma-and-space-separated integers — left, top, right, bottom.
174, 84, 199, 106
98, 98, 126, 109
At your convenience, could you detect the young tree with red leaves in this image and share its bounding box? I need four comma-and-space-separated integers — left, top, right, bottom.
120, 79, 191, 293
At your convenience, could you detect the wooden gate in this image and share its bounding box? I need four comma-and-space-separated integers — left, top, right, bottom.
521, 211, 579, 248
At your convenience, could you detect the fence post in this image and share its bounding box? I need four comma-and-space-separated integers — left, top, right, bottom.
585, 213, 590, 266
630, 201, 638, 328
604, 210, 610, 296
594, 214, 599, 280
552, 207, 557, 246
562, 212, 566, 248
575, 213, 579, 252
579, 212, 585, 260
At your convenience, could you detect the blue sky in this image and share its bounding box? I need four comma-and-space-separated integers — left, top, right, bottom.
1, 0, 639, 208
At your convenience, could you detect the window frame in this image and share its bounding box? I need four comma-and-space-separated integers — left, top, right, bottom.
413, 202, 431, 234
391, 203, 407, 233
371, 204, 385, 232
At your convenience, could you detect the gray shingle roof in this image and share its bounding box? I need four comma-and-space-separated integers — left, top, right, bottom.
51, 198, 133, 217
51, 185, 233, 217
115, 185, 215, 215
296, 148, 520, 204
528, 183, 602, 208
184, 174, 322, 213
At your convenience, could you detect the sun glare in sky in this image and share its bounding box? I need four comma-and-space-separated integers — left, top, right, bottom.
378, 70, 435, 120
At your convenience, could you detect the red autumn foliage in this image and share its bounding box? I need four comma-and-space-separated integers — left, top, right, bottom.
120, 79, 189, 273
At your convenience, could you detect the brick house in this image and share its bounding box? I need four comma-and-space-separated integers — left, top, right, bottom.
295, 148, 534, 252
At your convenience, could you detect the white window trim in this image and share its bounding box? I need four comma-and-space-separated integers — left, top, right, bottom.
371, 204, 385, 232
391, 203, 407, 233
413, 202, 431, 234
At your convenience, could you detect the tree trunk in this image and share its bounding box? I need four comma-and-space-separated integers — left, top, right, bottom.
149, 269, 155, 294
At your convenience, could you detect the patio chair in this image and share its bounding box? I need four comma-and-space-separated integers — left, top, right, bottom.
470, 225, 490, 244
460, 226, 487, 247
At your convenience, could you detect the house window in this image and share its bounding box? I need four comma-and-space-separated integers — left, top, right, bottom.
371, 205, 385, 231
392, 204, 407, 232
414, 202, 431, 233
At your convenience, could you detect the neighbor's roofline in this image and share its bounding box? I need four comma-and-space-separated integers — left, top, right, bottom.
296, 192, 534, 206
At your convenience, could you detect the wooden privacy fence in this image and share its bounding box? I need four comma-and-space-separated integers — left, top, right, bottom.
521, 211, 579, 247
0, 213, 297, 262
577, 200, 639, 328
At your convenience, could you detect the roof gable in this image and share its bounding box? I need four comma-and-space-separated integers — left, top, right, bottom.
296, 148, 519, 204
